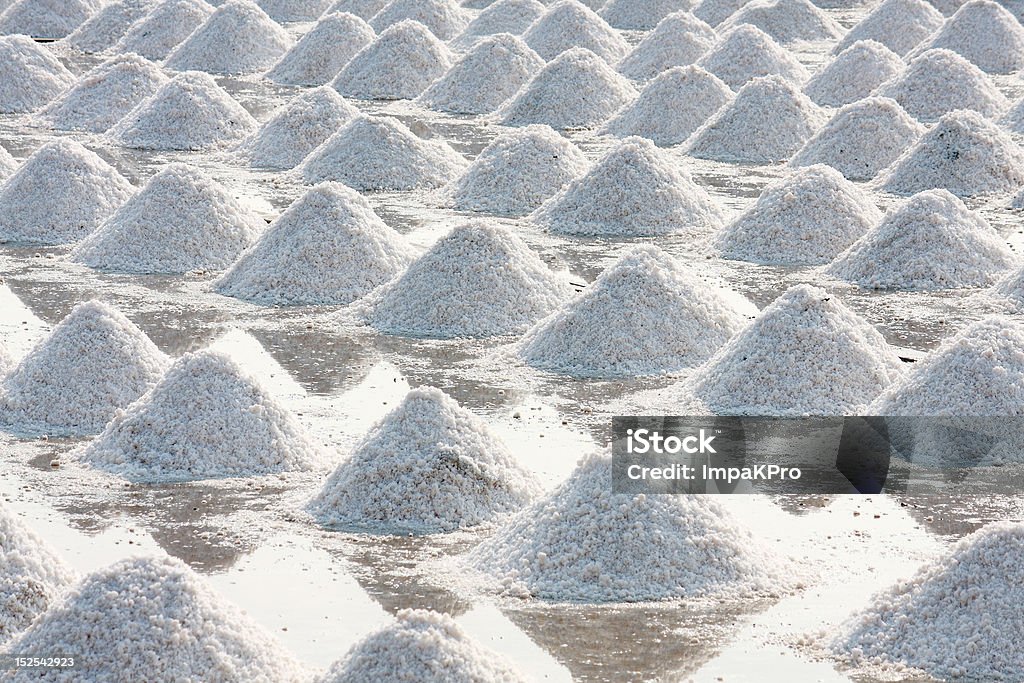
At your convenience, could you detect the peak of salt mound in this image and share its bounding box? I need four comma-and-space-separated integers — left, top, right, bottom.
533, 136, 725, 236
109, 71, 257, 150
499, 47, 637, 129
332, 19, 452, 100
265, 12, 375, 86
63, 0, 155, 53
358, 222, 570, 338
216, 183, 414, 305
835, 0, 943, 55
0, 300, 169, 436
914, 0, 1024, 73
299, 115, 467, 190
0, 0, 101, 38
0, 145, 16, 180
693, 0, 749, 27
791, 96, 925, 180
603, 65, 733, 146
715, 165, 881, 266
719, 0, 842, 43
600, 0, 695, 30
0, 140, 132, 245
687, 74, 826, 163
804, 40, 902, 107
616, 11, 717, 81
696, 23, 809, 90
443, 124, 589, 215
257, 0, 333, 21
369, 0, 469, 39
0, 34, 76, 113
327, 0, 387, 18
522, 0, 630, 63
454, 0, 545, 47
689, 284, 905, 415
115, 0, 215, 60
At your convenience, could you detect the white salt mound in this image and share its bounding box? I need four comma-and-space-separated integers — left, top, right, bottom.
719, 0, 843, 43
790, 96, 926, 181
533, 136, 725, 236
694, 0, 749, 27
914, 0, 1024, 74
689, 284, 905, 415
522, 0, 630, 63
0, 145, 16, 180
0, 140, 133, 245
265, 12, 375, 86
600, 0, 694, 30
332, 19, 452, 100
0, 34, 76, 113
70, 164, 263, 274
115, 0, 215, 60
1001, 98, 1024, 134
257, 0, 333, 21
835, 0, 943, 55
358, 222, 571, 338
0, 0, 101, 38
216, 182, 414, 305
109, 71, 257, 150
63, 0, 155, 53
499, 47, 637, 129
454, 0, 545, 46
369, 0, 469, 39
327, 0, 387, 18
804, 40, 902, 107
298, 115, 467, 190
696, 23, 809, 90
616, 11, 717, 82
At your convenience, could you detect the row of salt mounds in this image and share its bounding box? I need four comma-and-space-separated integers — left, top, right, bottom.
319, 610, 529, 683
257, 0, 333, 21
518, 246, 754, 378
70, 164, 263, 275
308, 387, 542, 533
790, 97, 926, 181
833, 0, 942, 55
0, 0, 102, 38
238, 87, 357, 170
461, 451, 794, 602
328, 0, 388, 18
687, 75, 826, 163
115, 0, 215, 60
216, 183, 414, 306
803, 40, 902, 107
418, 33, 543, 115
500, 48, 637, 130
0, 140, 133, 245
616, 11, 717, 82
332, 20, 451, 100
369, 0, 469, 40
63, 0, 155, 53
356, 223, 571, 339
109, 71, 257, 150
265, 12, 375, 86
442, 124, 590, 216
452, 0, 545, 48
522, 0, 629, 63
718, 0, 842, 43
687, 284, 906, 415
696, 24, 809, 90
600, 0, 695, 30
715, 165, 881, 266
912, 0, 1024, 74
38, 54, 168, 133
0, 301, 169, 436
825, 189, 1016, 290
298, 115, 466, 190
0, 34, 75, 113
5, 555, 308, 682
532, 136, 725, 237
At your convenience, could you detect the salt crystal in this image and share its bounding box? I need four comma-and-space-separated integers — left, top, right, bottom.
803, 40, 902, 107
0, 0, 101, 38
616, 11, 717, 82
63, 0, 155, 53
522, 0, 630, 63
326, 0, 387, 18
115, 0, 215, 61
696, 23, 809, 90
0, 34, 76, 113
454, 0, 545, 48
600, 0, 695, 30
257, 0, 333, 21
912, 0, 1024, 73
368, 0, 469, 40
833, 0, 943, 56
265, 11, 375, 86
718, 0, 843, 43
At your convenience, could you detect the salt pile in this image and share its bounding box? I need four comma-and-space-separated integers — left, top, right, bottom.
991, 259, 1024, 312
696, 24, 809, 90
689, 284, 905, 415
522, 0, 630, 63
835, 0, 943, 55
64, 0, 155, 53
533, 136, 725, 236
803, 40, 903, 108
0, 145, 16, 180
5, 555, 308, 682
0, 140, 133, 245
616, 12, 717, 82
790, 97, 926, 181
0, 34, 76, 113
115, 0, 215, 61
462, 451, 793, 602
693, 0, 750, 27
603, 66, 733, 146
39, 54, 168, 133
715, 165, 881, 266
298, 115, 467, 190
369, 0, 469, 40
719, 0, 843, 43
878, 110, 1024, 197
443, 125, 589, 215
499, 47, 637, 129
70, 164, 263, 274
238, 87, 357, 170
216, 183, 414, 306
0, 0, 101, 38
600, 0, 694, 30
265, 12, 375, 86
327, 0, 387, 18
914, 0, 1024, 74
358, 222, 570, 338
826, 189, 1016, 289
1001, 99, 1024, 134
109, 71, 257, 150
687, 75, 826, 163
257, 0, 333, 21
454, 0, 545, 46
332, 19, 452, 100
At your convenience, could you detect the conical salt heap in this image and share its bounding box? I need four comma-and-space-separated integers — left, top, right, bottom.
694, 0, 750, 27
533, 136, 725, 236
0, 34, 76, 113
689, 284, 906, 415
687, 75, 826, 163
454, 0, 545, 47
39, 53, 168, 133
616, 11, 717, 82
804, 40, 903, 107
719, 0, 843, 43
298, 115, 467, 190
462, 451, 795, 602
216, 183, 414, 306
827, 189, 1016, 290
1001, 98, 1024, 134
265, 12, 375, 86
600, 0, 695, 30
369, 0, 469, 40
70, 164, 263, 274
0, 140, 133, 245
0, 301, 170, 436
238, 87, 358, 170
0, 0, 101, 38
913, 0, 1024, 74
791, 97, 926, 181
328, 0, 387, 18
991, 259, 1024, 311
520, 246, 754, 378
109, 71, 257, 150
63, 0, 155, 53
358, 223, 571, 338
332, 19, 453, 100
522, 0, 630, 63
443, 124, 589, 215
696, 24, 809, 90
257, 0, 333, 21
115, 0, 215, 60
418, 33, 544, 115
715, 165, 881, 266
834, 0, 942, 55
